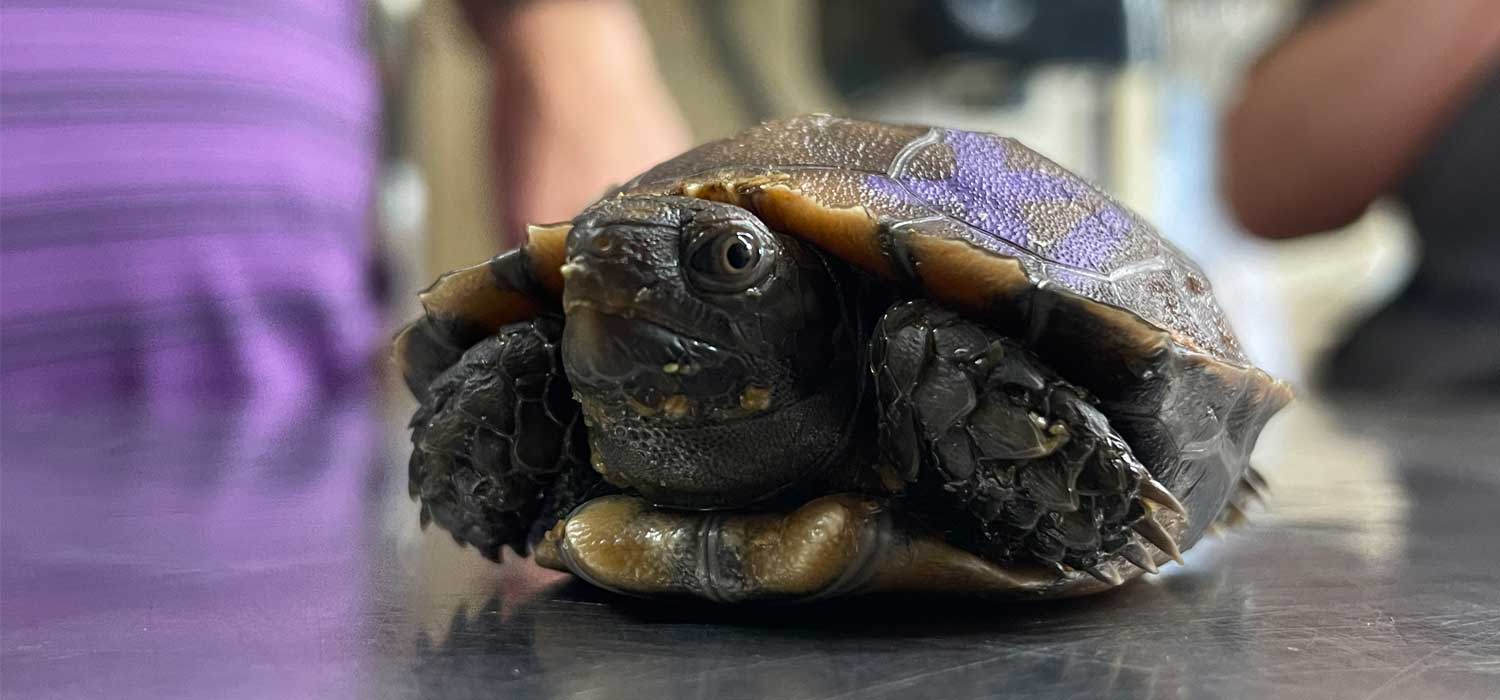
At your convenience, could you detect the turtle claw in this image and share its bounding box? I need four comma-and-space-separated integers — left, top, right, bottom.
1112, 475, 1183, 572
1119, 543, 1159, 574
1133, 514, 1184, 565
1084, 565, 1124, 586
1139, 476, 1187, 516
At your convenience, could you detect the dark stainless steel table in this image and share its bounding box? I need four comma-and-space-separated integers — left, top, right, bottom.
4, 394, 1498, 699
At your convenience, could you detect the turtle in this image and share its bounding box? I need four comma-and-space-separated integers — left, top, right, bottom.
395, 115, 1291, 602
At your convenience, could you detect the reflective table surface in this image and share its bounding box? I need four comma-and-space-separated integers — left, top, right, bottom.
3, 394, 1498, 699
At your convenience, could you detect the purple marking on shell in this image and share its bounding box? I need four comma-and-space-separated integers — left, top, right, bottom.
1051, 202, 1134, 271
868, 129, 1138, 272
870, 130, 1088, 250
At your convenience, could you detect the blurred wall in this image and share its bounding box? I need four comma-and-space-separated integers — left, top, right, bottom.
406, 0, 499, 283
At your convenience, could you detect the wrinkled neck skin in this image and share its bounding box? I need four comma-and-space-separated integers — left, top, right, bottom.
559, 195, 888, 511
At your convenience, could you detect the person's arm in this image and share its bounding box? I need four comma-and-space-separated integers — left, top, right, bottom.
460, 0, 691, 246
1221, 0, 1500, 238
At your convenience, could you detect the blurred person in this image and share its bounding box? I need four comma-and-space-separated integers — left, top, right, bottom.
1222, 0, 1500, 395
459, 0, 692, 245
0, 0, 687, 412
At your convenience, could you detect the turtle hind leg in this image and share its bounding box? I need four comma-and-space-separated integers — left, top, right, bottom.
409, 316, 607, 560
870, 300, 1184, 580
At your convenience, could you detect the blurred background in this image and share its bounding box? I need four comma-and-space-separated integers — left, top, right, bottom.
377, 0, 1417, 395
9, 0, 1492, 413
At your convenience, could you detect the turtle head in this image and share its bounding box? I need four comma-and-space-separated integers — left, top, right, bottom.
559, 195, 861, 509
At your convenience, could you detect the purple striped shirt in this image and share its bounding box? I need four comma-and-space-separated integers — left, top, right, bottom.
1, 1, 381, 410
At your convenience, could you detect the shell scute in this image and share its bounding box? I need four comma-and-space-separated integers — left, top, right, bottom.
629, 116, 1246, 365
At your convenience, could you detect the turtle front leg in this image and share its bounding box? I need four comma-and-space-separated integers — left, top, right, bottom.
871, 301, 1187, 584
533, 494, 1069, 601
408, 317, 613, 560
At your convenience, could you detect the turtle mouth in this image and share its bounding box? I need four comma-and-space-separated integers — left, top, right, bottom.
561, 297, 712, 348
561, 305, 827, 511
561, 304, 719, 383
561, 304, 754, 422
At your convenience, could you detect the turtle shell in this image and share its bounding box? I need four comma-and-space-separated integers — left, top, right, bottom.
613, 115, 1291, 546
398, 114, 1291, 549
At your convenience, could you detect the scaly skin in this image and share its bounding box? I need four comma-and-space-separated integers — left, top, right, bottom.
872, 301, 1180, 578
407, 317, 605, 559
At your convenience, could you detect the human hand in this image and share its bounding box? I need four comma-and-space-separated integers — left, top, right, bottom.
487, 0, 691, 247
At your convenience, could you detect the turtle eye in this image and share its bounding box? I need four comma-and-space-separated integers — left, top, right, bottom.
686, 226, 772, 293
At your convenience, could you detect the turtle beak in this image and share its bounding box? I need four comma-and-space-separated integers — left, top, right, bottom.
561, 220, 678, 316
559, 256, 643, 318
562, 305, 695, 391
